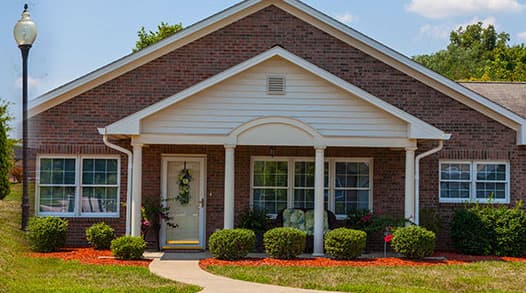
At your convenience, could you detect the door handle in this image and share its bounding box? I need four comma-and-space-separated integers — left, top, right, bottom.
199, 198, 205, 208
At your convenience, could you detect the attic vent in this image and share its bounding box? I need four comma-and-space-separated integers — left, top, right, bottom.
267, 75, 286, 95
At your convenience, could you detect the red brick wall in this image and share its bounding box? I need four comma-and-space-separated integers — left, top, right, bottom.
28, 5, 526, 249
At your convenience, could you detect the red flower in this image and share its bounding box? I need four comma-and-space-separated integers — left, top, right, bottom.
384, 234, 393, 243
142, 220, 151, 228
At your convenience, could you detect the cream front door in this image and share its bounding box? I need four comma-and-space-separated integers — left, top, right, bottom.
161, 156, 206, 249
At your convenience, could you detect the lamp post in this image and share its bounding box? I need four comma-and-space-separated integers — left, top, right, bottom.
14, 4, 37, 230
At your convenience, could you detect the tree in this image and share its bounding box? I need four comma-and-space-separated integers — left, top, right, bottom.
0, 101, 14, 200
413, 22, 526, 81
133, 22, 183, 52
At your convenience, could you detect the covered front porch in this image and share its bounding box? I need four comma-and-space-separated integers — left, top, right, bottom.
98, 47, 449, 254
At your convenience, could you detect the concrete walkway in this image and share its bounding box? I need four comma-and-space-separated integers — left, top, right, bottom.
149, 257, 337, 293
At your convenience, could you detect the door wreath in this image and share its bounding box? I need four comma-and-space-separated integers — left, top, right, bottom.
176, 162, 193, 205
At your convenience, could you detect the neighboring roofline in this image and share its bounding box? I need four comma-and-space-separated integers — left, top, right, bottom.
30, 0, 526, 144
103, 46, 450, 141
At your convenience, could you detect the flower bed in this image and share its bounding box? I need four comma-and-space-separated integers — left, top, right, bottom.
28, 247, 152, 267
200, 252, 526, 269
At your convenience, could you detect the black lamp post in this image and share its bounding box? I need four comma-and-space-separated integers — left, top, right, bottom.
14, 4, 37, 230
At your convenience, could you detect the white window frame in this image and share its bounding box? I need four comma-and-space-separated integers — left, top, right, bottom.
36, 154, 121, 218
250, 156, 373, 219
439, 160, 510, 204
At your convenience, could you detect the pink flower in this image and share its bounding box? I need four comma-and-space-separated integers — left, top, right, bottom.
142, 220, 151, 227
384, 234, 393, 243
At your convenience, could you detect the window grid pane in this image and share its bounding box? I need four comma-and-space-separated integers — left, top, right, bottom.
293, 161, 329, 209
475, 163, 507, 200
39, 158, 76, 214
334, 162, 370, 215
81, 158, 119, 215
439, 163, 471, 200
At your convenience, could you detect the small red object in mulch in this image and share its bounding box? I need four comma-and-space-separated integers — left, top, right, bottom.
28, 247, 151, 267
199, 252, 526, 269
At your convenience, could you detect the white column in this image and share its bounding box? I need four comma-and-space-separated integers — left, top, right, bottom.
224, 145, 236, 229
131, 143, 143, 237
313, 146, 326, 256
404, 147, 417, 223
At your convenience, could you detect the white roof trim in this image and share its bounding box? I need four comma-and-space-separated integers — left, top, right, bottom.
103, 46, 450, 141
31, 0, 526, 143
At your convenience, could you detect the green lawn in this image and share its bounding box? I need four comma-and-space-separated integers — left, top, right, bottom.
0, 184, 201, 292
206, 260, 526, 292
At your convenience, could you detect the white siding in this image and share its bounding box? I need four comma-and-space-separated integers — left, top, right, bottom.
142, 57, 407, 137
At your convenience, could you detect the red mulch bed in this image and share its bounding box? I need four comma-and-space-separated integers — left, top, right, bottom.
28, 248, 152, 267
199, 252, 526, 269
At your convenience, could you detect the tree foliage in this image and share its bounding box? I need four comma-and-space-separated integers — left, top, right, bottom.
413, 22, 526, 81
133, 22, 183, 52
0, 101, 13, 200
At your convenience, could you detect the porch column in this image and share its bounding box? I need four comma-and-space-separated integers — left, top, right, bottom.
313, 146, 326, 256
224, 145, 236, 229
131, 143, 143, 237
404, 147, 417, 223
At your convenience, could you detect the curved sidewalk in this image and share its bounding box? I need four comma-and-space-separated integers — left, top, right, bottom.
149, 258, 336, 293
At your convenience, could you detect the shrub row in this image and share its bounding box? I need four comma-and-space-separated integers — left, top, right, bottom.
27, 218, 145, 260
451, 203, 526, 256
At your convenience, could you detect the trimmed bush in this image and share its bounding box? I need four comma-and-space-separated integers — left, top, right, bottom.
324, 228, 366, 259
111, 236, 146, 260
451, 208, 493, 255
264, 227, 306, 259
26, 217, 68, 252
209, 229, 255, 260
86, 222, 115, 250
391, 225, 436, 259
451, 204, 526, 256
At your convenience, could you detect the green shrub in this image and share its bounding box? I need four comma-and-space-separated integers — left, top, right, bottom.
419, 208, 443, 235
111, 236, 146, 260
391, 225, 436, 259
451, 203, 526, 256
26, 217, 68, 252
264, 227, 306, 259
209, 229, 255, 260
85, 222, 115, 250
346, 209, 407, 233
324, 228, 366, 260
451, 208, 493, 255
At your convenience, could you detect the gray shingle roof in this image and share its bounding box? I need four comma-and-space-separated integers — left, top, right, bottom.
459, 82, 526, 119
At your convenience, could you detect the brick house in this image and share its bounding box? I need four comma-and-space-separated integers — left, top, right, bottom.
28, 0, 526, 253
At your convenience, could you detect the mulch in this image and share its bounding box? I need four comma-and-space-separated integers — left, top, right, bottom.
28, 248, 152, 267
199, 252, 526, 268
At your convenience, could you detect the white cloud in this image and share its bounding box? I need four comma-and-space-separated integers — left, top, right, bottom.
419, 24, 451, 39
15, 76, 43, 90
419, 17, 498, 40
518, 31, 526, 40
335, 12, 354, 25
406, 0, 524, 19
457, 16, 497, 30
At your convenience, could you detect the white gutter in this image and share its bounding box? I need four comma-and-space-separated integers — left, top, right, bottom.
99, 128, 133, 236
414, 140, 444, 225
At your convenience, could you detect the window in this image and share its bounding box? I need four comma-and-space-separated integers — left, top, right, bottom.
81, 159, 119, 214
251, 157, 372, 218
334, 162, 371, 215
37, 155, 120, 217
38, 158, 76, 215
439, 161, 509, 203
293, 161, 328, 209
252, 160, 288, 215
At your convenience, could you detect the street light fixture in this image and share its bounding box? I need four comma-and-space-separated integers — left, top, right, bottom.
14, 4, 37, 230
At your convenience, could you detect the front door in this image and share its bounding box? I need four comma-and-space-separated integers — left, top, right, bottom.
161, 156, 206, 249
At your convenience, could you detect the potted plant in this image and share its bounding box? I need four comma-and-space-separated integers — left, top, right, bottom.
236, 208, 270, 252
141, 198, 177, 250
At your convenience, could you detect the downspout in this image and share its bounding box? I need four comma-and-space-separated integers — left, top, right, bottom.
99, 128, 133, 236
414, 140, 444, 225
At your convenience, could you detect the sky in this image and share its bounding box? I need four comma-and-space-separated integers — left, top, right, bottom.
1, 0, 525, 137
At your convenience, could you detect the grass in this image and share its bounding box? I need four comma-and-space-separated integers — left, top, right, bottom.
206, 261, 526, 292
0, 184, 201, 293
